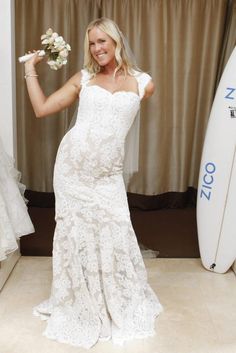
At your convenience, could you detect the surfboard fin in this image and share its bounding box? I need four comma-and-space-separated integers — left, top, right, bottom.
210, 263, 216, 270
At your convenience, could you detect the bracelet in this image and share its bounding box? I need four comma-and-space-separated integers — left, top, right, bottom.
24, 74, 38, 79
25, 70, 37, 75
25, 69, 37, 76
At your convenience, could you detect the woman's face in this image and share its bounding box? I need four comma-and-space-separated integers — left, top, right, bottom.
88, 26, 116, 67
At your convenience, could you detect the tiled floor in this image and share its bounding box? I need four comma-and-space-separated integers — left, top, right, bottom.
0, 257, 236, 353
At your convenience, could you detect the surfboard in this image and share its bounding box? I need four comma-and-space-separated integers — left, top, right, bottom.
197, 46, 236, 274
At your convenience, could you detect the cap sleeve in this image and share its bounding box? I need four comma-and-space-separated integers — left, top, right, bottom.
134, 71, 152, 99
80, 69, 92, 87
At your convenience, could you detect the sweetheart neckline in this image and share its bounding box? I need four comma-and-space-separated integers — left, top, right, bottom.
85, 84, 140, 99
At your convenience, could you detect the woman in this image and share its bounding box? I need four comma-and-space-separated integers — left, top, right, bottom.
25, 18, 162, 348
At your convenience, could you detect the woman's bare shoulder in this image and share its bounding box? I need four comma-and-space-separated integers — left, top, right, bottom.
67, 70, 83, 94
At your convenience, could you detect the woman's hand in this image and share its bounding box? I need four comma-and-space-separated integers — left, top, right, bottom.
24, 50, 44, 71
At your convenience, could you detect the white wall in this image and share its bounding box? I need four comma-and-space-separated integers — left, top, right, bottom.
0, 0, 16, 158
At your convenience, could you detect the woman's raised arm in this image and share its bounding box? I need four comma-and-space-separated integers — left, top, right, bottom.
24, 52, 81, 118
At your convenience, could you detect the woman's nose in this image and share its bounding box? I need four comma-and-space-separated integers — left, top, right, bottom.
94, 43, 102, 53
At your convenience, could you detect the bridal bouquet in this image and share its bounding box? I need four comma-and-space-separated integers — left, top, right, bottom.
18, 28, 71, 70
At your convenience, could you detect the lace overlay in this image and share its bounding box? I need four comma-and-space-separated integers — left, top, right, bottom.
0, 139, 34, 261
33, 69, 163, 348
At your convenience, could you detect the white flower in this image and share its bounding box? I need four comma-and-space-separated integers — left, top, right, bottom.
41, 38, 50, 45
56, 45, 66, 51
47, 60, 60, 70
46, 28, 53, 35
55, 36, 65, 44
53, 65, 60, 70
52, 32, 59, 39
48, 36, 56, 44
59, 49, 69, 58
47, 60, 56, 65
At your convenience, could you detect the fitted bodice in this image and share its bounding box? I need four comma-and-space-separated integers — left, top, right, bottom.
55, 69, 151, 180
77, 84, 141, 141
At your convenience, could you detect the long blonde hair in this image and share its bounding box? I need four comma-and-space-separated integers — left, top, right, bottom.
84, 17, 140, 76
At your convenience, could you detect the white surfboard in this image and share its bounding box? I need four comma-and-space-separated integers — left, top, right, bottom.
197, 46, 236, 274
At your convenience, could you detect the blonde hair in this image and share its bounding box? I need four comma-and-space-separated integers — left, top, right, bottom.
83, 17, 140, 76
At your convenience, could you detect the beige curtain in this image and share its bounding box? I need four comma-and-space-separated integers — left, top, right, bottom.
15, 0, 236, 195
217, 0, 236, 82
15, 0, 101, 191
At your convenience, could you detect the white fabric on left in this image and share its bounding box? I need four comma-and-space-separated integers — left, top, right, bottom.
0, 138, 34, 261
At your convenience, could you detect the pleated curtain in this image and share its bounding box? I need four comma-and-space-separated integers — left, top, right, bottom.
15, 0, 236, 195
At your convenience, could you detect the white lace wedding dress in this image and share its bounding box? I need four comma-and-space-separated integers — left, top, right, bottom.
33, 69, 163, 348
0, 139, 34, 261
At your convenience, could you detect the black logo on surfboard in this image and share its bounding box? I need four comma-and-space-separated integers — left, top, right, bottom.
229, 106, 236, 118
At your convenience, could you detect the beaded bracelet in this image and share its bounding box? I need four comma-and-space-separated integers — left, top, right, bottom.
24, 74, 38, 79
